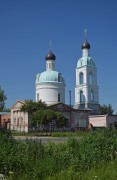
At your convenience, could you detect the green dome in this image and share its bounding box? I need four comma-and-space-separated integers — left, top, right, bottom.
77, 56, 95, 68
37, 70, 65, 83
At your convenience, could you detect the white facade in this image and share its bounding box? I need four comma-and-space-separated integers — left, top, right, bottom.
10, 101, 29, 133
75, 40, 100, 114
36, 82, 65, 104
36, 50, 66, 105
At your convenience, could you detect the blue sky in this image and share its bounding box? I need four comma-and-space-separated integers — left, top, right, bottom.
0, 0, 117, 113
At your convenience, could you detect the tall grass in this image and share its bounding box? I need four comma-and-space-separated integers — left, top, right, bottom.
1, 128, 117, 179
46, 159, 117, 180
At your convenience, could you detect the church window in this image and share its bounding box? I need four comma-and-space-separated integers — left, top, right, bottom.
50, 63, 52, 69
89, 72, 93, 84
58, 94, 60, 102
37, 93, 39, 101
48, 63, 50, 69
79, 72, 83, 84
90, 60, 92, 65
58, 73, 61, 82
80, 90, 83, 102
91, 90, 94, 102
47, 62, 51, 69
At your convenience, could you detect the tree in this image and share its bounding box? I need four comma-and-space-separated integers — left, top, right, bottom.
32, 109, 55, 130
31, 109, 44, 127
0, 87, 7, 112
32, 110, 68, 130
55, 112, 68, 129
100, 104, 114, 115
20, 100, 46, 115
3, 108, 10, 112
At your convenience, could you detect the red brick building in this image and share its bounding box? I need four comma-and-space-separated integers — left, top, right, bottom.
0, 112, 11, 129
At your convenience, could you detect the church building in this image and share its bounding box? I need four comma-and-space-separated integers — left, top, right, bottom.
35, 45, 92, 130
10, 33, 103, 133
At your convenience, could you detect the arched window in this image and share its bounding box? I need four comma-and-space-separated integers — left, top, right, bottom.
80, 60, 83, 66
58, 94, 60, 102
91, 90, 94, 102
58, 73, 61, 82
79, 72, 83, 84
80, 90, 83, 102
89, 72, 93, 84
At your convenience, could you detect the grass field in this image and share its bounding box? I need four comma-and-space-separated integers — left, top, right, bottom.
46, 159, 117, 180
1, 128, 117, 179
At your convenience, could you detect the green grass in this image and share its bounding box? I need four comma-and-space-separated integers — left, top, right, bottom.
1, 128, 117, 179
46, 159, 117, 180
51, 131, 88, 137
8, 158, 117, 180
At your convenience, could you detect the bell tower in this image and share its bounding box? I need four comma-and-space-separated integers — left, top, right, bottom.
75, 30, 100, 114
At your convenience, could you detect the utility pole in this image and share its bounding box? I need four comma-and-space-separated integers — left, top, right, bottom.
69, 91, 71, 129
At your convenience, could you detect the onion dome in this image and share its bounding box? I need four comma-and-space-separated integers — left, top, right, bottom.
45, 50, 56, 60
82, 40, 90, 49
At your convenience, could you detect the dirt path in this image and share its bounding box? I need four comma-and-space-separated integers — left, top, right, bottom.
14, 136, 69, 144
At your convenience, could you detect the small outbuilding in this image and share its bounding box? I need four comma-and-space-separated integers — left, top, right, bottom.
0, 112, 10, 129
89, 114, 117, 128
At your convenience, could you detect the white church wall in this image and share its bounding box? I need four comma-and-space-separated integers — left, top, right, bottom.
36, 82, 65, 105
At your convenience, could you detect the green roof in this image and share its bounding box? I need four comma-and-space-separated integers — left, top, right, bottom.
77, 56, 96, 68
36, 70, 65, 84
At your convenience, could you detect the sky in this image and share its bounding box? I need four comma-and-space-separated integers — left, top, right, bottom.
0, 0, 117, 113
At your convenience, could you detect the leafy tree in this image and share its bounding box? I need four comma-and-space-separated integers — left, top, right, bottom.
55, 112, 68, 128
32, 110, 68, 130
20, 100, 46, 115
3, 108, 10, 112
31, 109, 44, 127
0, 87, 7, 111
100, 104, 114, 115
32, 109, 55, 129
42, 109, 55, 126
